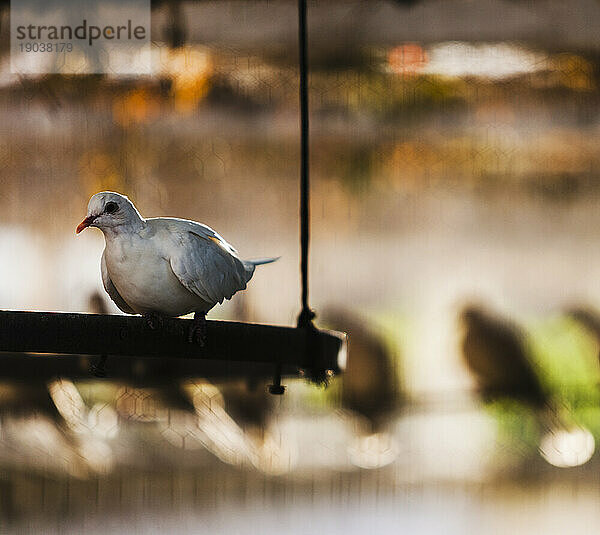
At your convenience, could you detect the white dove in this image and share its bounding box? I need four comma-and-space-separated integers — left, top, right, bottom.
76, 191, 278, 342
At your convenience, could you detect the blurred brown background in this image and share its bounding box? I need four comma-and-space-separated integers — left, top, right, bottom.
2, 0, 600, 533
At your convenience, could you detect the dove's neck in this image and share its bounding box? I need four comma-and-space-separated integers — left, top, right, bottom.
100, 217, 147, 241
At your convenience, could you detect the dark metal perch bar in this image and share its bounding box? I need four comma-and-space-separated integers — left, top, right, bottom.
0, 311, 346, 380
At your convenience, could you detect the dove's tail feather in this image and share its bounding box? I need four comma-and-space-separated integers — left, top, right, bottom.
242, 257, 280, 282
245, 256, 280, 267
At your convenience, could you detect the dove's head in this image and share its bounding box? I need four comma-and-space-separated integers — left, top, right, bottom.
76, 191, 143, 234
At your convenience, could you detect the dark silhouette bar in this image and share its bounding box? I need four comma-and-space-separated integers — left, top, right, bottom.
0, 310, 345, 380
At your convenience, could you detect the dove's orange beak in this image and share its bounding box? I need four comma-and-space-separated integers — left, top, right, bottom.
76, 215, 96, 234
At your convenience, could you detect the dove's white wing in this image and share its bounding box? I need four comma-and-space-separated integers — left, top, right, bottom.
165, 220, 251, 306
101, 251, 135, 313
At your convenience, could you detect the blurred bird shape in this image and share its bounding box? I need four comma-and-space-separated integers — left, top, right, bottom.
218, 378, 271, 435
564, 304, 600, 389
321, 308, 401, 469
322, 307, 400, 433
87, 290, 110, 315
0, 381, 61, 422
458, 304, 595, 467
459, 305, 547, 408
567, 305, 600, 346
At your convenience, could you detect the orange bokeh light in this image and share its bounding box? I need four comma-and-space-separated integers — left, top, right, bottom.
387, 43, 429, 75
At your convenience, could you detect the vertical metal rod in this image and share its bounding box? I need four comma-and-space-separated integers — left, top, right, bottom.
297, 0, 315, 329
268, 362, 285, 395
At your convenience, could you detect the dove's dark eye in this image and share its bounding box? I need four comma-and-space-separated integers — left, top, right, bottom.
105, 201, 118, 214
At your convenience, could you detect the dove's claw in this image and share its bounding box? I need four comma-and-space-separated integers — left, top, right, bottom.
144, 312, 164, 330
188, 312, 207, 345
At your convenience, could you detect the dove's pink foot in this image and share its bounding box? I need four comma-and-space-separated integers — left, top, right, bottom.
144, 312, 165, 330
188, 312, 207, 345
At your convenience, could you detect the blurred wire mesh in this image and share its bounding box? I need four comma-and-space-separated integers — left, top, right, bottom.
3, 0, 600, 532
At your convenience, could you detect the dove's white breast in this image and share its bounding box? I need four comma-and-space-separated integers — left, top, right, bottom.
103, 228, 210, 316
